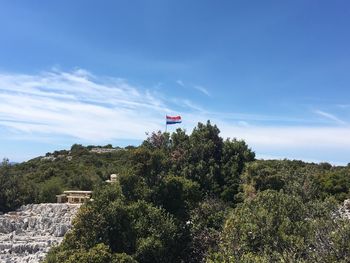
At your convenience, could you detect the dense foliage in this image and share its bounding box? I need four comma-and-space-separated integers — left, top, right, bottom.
213, 191, 350, 262
1, 121, 350, 262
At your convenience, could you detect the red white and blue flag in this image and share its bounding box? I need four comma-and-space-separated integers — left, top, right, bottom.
166, 115, 182, 125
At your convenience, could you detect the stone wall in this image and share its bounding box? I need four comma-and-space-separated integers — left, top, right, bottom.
0, 203, 80, 263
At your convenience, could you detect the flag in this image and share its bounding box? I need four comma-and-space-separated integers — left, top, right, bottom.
166, 115, 182, 125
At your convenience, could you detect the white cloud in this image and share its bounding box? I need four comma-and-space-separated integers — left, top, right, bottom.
313, 110, 347, 125
175, 80, 210, 96
176, 80, 184, 87
0, 69, 170, 141
171, 98, 206, 112
219, 125, 350, 148
193, 85, 210, 96
175, 112, 350, 148
172, 112, 350, 164
1, 68, 350, 163
336, 104, 350, 109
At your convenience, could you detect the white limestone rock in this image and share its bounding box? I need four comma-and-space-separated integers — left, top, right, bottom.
0, 203, 80, 263
340, 199, 350, 219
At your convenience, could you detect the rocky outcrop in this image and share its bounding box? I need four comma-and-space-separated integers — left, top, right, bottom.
0, 203, 80, 263
89, 147, 121, 154
340, 199, 350, 219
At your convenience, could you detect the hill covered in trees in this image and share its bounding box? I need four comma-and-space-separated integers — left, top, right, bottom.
1, 121, 350, 262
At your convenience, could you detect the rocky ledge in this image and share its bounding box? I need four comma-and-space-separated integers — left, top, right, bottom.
0, 203, 80, 263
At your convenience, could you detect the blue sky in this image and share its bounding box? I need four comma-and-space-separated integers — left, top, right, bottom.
1, 0, 350, 164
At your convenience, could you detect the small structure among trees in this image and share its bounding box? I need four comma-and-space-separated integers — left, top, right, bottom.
56, 190, 92, 204
105, 174, 118, 184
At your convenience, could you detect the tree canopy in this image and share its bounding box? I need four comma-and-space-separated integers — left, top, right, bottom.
1, 121, 350, 262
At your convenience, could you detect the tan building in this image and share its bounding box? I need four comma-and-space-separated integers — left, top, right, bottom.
56, 190, 92, 204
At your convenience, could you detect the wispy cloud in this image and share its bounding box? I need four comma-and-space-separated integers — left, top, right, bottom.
219, 125, 350, 148
171, 98, 206, 112
193, 85, 210, 96
313, 110, 347, 125
336, 104, 350, 109
176, 80, 185, 87
1, 69, 350, 163
0, 69, 172, 141
176, 80, 210, 96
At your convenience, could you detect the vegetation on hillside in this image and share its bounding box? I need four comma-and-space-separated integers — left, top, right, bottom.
1, 121, 350, 262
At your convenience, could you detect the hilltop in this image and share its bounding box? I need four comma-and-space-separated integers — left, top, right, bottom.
0, 121, 350, 262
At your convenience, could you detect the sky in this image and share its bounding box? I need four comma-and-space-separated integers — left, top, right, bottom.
0, 0, 350, 164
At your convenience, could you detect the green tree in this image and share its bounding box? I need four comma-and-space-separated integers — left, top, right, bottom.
189, 198, 230, 263
218, 190, 350, 262
315, 169, 350, 201
241, 160, 319, 201
182, 121, 223, 195
0, 158, 22, 212
220, 138, 255, 202
131, 148, 169, 188
220, 191, 310, 262
169, 128, 189, 175
142, 131, 171, 150
39, 177, 64, 203
154, 175, 201, 220
49, 184, 181, 263
119, 173, 151, 202
45, 243, 138, 263
70, 144, 89, 156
